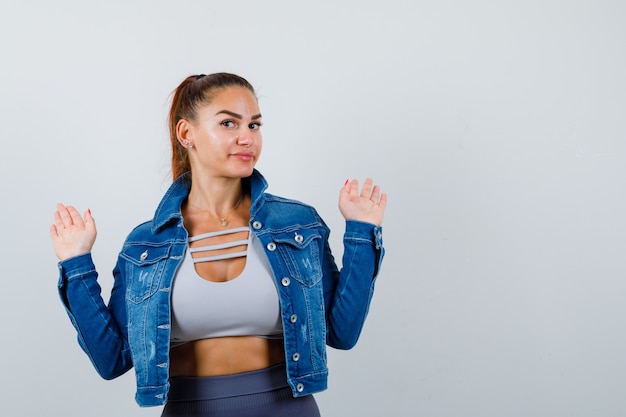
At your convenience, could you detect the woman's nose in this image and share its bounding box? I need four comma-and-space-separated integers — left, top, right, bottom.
237, 132, 253, 146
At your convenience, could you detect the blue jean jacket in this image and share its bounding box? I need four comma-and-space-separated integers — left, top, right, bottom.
57, 169, 384, 407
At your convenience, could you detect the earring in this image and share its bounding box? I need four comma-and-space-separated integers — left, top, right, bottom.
182, 140, 192, 149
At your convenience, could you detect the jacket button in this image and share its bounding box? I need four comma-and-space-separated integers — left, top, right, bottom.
292, 352, 300, 361
281, 277, 291, 286
140, 250, 148, 261
294, 233, 304, 244
296, 383, 304, 392
290, 314, 297, 323
267, 242, 276, 251
252, 221, 262, 229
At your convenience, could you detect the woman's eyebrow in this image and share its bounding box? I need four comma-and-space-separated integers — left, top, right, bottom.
215, 110, 262, 120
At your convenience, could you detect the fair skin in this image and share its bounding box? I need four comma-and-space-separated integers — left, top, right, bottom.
50, 85, 387, 377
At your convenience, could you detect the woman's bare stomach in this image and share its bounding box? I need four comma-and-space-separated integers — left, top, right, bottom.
169, 336, 285, 377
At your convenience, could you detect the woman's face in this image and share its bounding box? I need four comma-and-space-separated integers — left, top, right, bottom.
185, 86, 263, 179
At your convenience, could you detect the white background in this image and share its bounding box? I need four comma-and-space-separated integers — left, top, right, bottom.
1, 1, 626, 416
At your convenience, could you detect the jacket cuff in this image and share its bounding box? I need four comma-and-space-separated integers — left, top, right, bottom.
58, 253, 96, 283
345, 220, 383, 250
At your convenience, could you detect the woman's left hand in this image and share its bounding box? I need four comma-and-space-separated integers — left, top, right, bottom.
338, 178, 387, 226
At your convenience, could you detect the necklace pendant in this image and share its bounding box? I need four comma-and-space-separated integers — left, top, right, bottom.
220, 219, 228, 227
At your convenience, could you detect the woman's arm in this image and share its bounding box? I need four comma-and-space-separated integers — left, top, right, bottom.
52, 204, 133, 379
323, 178, 387, 349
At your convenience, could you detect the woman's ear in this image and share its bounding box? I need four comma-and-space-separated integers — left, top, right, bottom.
176, 119, 193, 148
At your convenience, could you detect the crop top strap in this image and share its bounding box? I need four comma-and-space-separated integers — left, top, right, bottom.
188, 226, 250, 263
188, 226, 251, 242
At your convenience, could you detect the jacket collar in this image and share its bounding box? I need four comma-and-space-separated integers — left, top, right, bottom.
151, 169, 268, 233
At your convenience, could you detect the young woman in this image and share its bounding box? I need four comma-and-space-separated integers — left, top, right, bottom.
51, 72, 387, 416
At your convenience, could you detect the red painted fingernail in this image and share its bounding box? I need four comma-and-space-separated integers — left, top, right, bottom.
88, 208, 91, 215
344, 179, 349, 185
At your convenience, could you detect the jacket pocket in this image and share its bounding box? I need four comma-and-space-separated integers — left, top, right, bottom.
272, 228, 323, 287
120, 243, 172, 303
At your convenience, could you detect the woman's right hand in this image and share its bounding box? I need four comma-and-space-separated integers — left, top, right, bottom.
50, 203, 97, 261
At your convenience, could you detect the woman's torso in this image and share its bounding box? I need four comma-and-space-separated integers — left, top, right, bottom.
169, 215, 286, 377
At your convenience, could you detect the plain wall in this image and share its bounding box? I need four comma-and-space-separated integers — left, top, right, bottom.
1, 1, 626, 416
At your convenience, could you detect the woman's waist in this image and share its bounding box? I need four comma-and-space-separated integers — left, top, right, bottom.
168, 336, 285, 378
168, 362, 289, 401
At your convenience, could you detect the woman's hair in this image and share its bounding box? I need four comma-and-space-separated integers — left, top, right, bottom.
168, 72, 256, 180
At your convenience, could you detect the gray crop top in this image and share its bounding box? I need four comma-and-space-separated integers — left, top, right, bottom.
170, 227, 283, 347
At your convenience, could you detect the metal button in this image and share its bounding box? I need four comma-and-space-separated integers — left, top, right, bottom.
252, 221, 262, 230
140, 250, 148, 261
292, 352, 300, 361
296, 383, 304, 392
281, 277, 291, 287
267, 242, 276, 251
294, 233, 304, 244
290, 314, 298, 323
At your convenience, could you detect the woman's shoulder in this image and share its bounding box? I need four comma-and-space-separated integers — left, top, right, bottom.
122, 219, 182, 245
262, 192, 315, 209
257, 192, 328, 230
260, 192, 321, 218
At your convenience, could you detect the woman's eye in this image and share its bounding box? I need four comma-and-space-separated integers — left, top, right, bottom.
221, 120, 235, 128
250, 122, 262, 130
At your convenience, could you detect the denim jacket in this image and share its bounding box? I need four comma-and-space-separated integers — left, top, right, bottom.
57, 169, 384, 407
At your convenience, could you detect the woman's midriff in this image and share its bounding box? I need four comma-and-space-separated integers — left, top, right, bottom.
169, 336, 286, 377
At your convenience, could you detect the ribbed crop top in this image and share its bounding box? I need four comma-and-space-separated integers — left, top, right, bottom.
170, 228, 283, 347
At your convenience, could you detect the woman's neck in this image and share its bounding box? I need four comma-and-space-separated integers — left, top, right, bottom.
187, 180, 243, 214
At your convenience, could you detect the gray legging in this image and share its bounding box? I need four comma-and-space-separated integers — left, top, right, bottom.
161, 363, 321, 417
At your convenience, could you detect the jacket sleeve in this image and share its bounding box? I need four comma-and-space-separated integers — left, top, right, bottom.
57, 253, 133, 379
323, 220, 385, 350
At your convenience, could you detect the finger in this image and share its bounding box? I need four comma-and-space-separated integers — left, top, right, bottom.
84, 208, 97, 233
378, 192, 388, 209
49, 224, 59, 239
57, 203, 73, 227
66, 205, 85, 227
54, 209, 66, 231
360, 178, 374, 199
339, 179, 355, 209
340, 179, 349, 196
348, 179, 360, 198
370, 184, 381, 203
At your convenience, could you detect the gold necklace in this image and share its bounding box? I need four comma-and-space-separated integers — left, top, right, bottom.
188, 194, 244, 227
